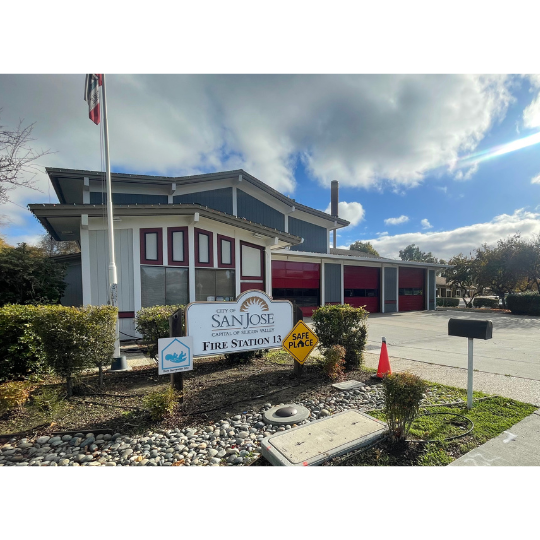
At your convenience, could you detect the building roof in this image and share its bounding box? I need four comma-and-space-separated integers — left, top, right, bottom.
330, 247, 390, 260
45, 167, 350, 229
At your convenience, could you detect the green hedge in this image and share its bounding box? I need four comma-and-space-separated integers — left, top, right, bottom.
436, 297, 459, 307
135, 305, 185, 360
311, 304, 368, 370
506, 292, 540, 315
473, 297, 499, 309
0, 305, 48, 383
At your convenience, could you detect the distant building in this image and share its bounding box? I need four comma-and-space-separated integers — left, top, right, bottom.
436, 276, 475, 298
30, 168, 447, 340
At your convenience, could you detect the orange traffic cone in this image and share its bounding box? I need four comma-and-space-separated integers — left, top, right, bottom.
376, 337, 392, 378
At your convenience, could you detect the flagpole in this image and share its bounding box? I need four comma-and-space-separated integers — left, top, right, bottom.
101, 75, 121, 360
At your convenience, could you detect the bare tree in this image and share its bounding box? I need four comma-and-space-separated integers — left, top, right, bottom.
0, 109, 51, 204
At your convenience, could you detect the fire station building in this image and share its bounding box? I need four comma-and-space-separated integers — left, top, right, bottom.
29, 168, 445, 339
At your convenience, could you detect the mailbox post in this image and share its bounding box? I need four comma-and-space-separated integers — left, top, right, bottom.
448, 318, 493, 409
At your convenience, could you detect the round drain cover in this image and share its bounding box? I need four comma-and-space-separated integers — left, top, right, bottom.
275, 406, 298, 417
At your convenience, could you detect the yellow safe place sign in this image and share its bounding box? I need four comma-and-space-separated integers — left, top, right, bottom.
282, 320, 319, 364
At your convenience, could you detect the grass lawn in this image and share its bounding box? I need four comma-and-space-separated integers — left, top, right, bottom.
327, 384, 537, 466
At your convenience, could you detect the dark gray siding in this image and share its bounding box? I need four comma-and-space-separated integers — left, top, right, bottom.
384, 267, 397, 313
90, 192, 168, 204
173, 188, 233, 215
60, 261, 83, 307
237, 189, 285, 230
288, 217, 327, 253
324, 263, 341, 303
428, 269, 435, 310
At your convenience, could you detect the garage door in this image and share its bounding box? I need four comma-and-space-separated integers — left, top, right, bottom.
344, 266, 380, 313
398, 267, 425, 311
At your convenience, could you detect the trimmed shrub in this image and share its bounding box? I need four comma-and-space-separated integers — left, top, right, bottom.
0, 381, 36, 414
436, 297, 459, 307
382, 372, 427, 442
224, 350, 258, 363
473, 297, 499, 309
506, 292, 540, 315
321, 344, 346, 380
34, 305, 118, 396
312, 304, 368, 370
135, 305, 185, 360
143, 387, 180, 420
0, 304, 49, 382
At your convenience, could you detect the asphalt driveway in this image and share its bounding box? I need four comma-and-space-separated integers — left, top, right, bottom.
364, 310, 540, 381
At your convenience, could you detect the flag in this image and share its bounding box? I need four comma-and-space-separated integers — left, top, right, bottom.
84, 74, 103, 125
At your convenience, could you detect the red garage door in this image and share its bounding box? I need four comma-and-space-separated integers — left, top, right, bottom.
399, 268, 425, 311
344, 266, 380, 313
271, 261, 320, 317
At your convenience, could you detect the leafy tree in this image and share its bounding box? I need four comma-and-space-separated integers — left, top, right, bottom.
399, 243, 446, 264
0, 236, 9, 250
37, 233, 80, 257
0, 243, 66, 306
444, 254, 483, 307
349, 240, 380, 257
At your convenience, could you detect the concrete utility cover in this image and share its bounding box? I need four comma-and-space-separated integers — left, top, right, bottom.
332, 380, 365, 391
261, 410, 387, 466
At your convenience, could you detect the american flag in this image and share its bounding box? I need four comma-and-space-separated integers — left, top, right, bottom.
84, 74, 103, 125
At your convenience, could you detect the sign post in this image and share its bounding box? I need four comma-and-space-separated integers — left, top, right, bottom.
283, 320, 319, 378
169, 308, 185, 399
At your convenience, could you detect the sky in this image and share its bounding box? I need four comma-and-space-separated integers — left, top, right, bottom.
1, 73, 540, 260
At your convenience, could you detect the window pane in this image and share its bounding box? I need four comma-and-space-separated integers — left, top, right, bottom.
221, 239, 231, 265
145, 232, 158, 261
216, 270, 235, 300
141, 266, 165, 307
171, 231, 184, 262
199, 233, 209, 263
195, 269, 216, 301
242, 244, 261, 276
165, 267, 189, 305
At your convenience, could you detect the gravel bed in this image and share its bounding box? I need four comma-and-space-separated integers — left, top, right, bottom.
0, 383, 455, 467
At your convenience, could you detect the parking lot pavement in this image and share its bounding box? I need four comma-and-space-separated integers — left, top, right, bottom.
364, 310, 540, 381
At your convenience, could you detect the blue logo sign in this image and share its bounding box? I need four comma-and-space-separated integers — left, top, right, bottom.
160, 338, 192, 373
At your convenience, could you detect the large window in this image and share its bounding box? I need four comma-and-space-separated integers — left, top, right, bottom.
140, 228, 163, 265
167, 227, 188, 266
195, 269, 235, 301
218, 234, 235, 268
141, 266, 189, 307
272, 288, 320, 308
195, 228, 213, 267
241, 241, 263, 279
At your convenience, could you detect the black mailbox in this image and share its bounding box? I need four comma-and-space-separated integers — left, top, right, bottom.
448, 318, 493, 340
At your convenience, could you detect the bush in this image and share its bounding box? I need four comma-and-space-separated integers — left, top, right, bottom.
135, 305, 185, 360
28, 386, 66, 417
224, 350, 258, 363
0, 304, 49, 382
473, 297, 499, 309
321, 345, 346, 380
382, 372, 427, 442
143, 387, 180, 420
0, 381, 36, 414
506, 292, 540, 315
311, 304, 368, 370
436, 297, 459, 307
34, 305, 118, 396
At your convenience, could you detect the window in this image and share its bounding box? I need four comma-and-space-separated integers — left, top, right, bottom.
218, 234, 235, 268
344, 289, 379, 298
140, 228, 163, 265
167, 227, 188, 266
141, 266, 189, 307
241, 241, 264, 279
272, 288, 319, 308
195, 269, 235, 301
399, 288, 423, 296
195, 228, 213, 267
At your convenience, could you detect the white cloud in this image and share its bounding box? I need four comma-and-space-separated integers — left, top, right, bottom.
376, 231, 388, 237
531, 174, 540, 185
421, 219, 432, 229
367, 208, 540, 260
324, 201, 365, 226
384, 215, 409, 226
454, 163, 479, 181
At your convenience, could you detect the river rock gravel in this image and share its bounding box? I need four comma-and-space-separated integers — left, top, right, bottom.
0, 382, 455, 467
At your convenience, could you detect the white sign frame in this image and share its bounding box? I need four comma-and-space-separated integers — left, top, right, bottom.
185, 290, 293, 358
158, 336, 194, 375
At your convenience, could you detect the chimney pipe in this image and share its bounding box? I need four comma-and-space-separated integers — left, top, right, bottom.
331, 180, 339, 249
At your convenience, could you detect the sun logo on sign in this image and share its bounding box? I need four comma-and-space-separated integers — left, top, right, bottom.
240, 297, 269, 313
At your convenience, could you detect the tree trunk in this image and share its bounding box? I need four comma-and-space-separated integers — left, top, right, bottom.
66, 376, 73, 398
98, 365, 103, 388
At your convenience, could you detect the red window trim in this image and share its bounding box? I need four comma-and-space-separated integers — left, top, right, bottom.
167, 226, 189, 267
140, 228, 163, 265
195, 228, 214, 267
217, 234, 235, 268
240, 240, 265, 280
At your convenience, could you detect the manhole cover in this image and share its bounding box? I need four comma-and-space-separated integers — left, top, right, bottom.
275, 406, 298, 417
